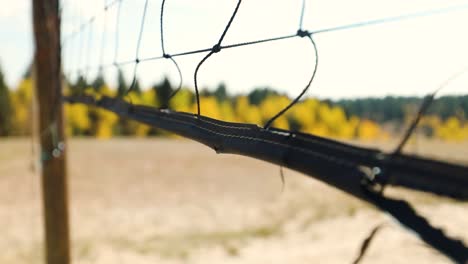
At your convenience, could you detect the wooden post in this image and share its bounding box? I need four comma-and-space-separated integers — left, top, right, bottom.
32, 1, 71, 264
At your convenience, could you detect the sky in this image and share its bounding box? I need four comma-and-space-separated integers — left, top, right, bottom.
1, 0, 468, 99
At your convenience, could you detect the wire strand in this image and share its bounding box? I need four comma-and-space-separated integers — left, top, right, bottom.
160, 0, 167, 55
126, 0, 149, 95
193, 0, 243, 115
160, 0, 183, 107
98, 4, 108, 72
165, 57, 184, 107
264, 33, 318, 129
299, 0, 306, 30
84, 17, 95, 82
67, 2, 468, 75
394, 66, 468, 153
113, 0, 122, 66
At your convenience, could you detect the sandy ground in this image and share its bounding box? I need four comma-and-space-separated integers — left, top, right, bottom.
0, 138, 467, 264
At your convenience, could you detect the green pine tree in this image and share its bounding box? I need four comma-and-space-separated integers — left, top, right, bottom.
153, 77, 173, 108
92, 73, 105, 91
0, 64, 12, 136
214, 82, 228, 102
117, 69, 128, 96
132, 78, 142, 94
73, 75, 88, 95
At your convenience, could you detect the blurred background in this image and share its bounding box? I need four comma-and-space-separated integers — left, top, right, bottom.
0, 0, 468, 263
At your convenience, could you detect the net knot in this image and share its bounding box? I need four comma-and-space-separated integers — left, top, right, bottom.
212, 44, 221, 53
163, 53, 172, 59
135, 58, 140, 63
297, 29, 310, 38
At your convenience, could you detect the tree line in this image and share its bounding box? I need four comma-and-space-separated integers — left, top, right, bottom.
332, 96, 468, 123
1, 65, 467, 141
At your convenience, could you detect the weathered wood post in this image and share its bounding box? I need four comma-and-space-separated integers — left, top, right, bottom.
32, 0, 71, 263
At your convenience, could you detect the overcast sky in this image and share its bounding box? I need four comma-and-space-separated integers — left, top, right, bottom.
1, 0, 468, 99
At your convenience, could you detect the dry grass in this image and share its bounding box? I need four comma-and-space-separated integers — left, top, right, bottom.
0, 138, 467, 263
